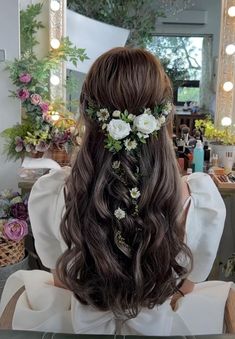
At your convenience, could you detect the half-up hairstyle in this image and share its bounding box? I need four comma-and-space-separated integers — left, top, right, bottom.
57, 47, 192, 318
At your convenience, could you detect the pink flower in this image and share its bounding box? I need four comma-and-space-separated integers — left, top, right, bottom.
39, 102, 49, 113
19, 73, 32, 84
3, 219, 28, 242
17, 88, 30, 101
30, 94, 42, 105
42, 112, 53, 123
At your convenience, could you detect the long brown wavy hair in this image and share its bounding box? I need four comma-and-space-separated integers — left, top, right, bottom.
57, 47, 192, 318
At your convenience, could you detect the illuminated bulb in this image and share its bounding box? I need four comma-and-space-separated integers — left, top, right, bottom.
50, 75, 60, 85
223, 81, 233, 92
50, 0, 60, 11
50, 38, 60, 49
228, 6, 235, 17
51, 112, 60, 121
221, 117, 232, 127
226, 44, 235, 55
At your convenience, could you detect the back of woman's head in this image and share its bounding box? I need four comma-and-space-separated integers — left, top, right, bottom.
57, 47, 192, 318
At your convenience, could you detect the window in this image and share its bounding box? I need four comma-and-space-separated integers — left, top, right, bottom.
147, 36, 203, 105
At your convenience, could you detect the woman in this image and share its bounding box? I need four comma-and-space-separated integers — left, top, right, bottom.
0, 47, 231, 335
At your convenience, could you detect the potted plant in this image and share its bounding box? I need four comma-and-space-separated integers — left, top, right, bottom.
0, 189, 29, 297
0, 4, 87, 164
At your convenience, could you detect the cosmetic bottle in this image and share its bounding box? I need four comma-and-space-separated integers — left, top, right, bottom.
193, 140, 204, 172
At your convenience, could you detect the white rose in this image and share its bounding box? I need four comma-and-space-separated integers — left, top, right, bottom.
107, 119, 131, 140
134, 113, 157, 134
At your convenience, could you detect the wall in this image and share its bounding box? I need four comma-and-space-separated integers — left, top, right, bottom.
0, 0, 21, 191
154, 0, 221, 58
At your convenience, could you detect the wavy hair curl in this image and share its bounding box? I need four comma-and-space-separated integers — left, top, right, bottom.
57, 47, 192, 318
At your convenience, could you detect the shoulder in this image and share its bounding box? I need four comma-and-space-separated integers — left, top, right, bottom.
28, 167, 71, 269
30, 167, 71, 198
184, 172, 225, 208
28, 166, 71, 227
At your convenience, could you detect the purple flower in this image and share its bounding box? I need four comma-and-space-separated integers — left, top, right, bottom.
3, 219, 28, 242
17, 88, 30, 101
19, 73, 32, 84
25, 144, 35, 153
35, 140, 50, 152
39, 102, 49, 113
30, 93, 42, 105
11, 202, 28, 220
15, 136, 24, 152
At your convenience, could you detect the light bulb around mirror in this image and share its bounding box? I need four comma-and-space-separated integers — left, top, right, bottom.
223, 81, 233, 92
50, 0, 60, 11
51, 112, 60, 121
50, 75, 60, 85
50, 38, 60, 49
228, 6, 235, 17
221, 117, 232, 127
226, 44, 235, 55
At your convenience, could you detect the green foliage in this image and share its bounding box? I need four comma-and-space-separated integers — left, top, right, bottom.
20, 3, 44, 54
2, 3, 87, 160
1, 120, 34, 160
67, 0, 164, 47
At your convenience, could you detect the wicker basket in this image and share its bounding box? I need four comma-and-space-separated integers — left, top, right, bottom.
0, 239, 25, 267
50, 146, 71, 167
29, 152, 44, 159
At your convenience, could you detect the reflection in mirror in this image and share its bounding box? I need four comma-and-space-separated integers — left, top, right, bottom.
65, 0, 221, 137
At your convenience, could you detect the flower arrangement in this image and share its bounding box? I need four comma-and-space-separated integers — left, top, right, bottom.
86, 102, 172, 226
1, 4, 87, 161
195, 119, 235, 145
86, 102, 172, 153
0, 189, 28, 244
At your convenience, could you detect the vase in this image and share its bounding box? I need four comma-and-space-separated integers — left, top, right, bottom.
44, 146, 71, 167
209, 144, 235, 167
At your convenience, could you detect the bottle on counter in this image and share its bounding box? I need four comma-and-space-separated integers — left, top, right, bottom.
193, 140, 204, 172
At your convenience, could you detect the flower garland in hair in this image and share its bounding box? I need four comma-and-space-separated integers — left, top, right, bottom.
86, 102, 172, 248
86, 102, 172, 153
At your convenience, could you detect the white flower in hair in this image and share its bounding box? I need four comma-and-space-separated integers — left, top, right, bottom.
112, 161, 120, 169
102, 123, 107, 130
112, 110, 121, 118
114, 208, 126, 220
144, 108, 151, 115
162, 102, 172, 116
97, 109, 110, 121
107, 119, 131, 140
134, 113, 157, 134
128, 114, 135, 121
130, 187, 141, 199
124, 139, 137, 151
137, 132, 149, 139
159, 115, 166, 124
155, 118, 161, 131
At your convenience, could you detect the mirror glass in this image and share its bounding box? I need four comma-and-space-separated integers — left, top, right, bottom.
65, 0, 221, 128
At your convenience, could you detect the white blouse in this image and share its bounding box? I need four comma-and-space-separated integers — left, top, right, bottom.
1, 169, 229, 335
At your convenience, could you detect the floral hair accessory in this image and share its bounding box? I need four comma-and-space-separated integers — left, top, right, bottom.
86, 102, 172, 153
